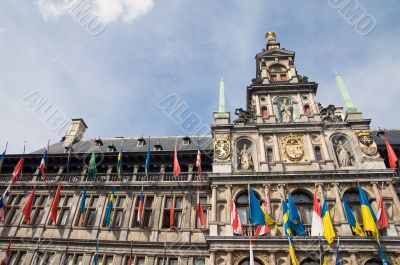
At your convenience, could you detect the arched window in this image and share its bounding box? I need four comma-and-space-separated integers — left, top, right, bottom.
291, 190, 313, 229
365, 259, 385, 265
261, 106, 269, 117
304, 104, 312, 117
266, 148, 274, 163
236, 191, 262, 225
300, 258, 319, 265
343, 189, 367, 232
239, 259, 263, 265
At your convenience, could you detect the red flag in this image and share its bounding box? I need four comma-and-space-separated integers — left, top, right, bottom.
196, 149, 202, 177
137, 190, 144, 226
173, 141, 181, 178
0, 240, 11, 265
377, 191, 388, 230
169, 197, 174, 229
197, 192, 206, 226
22, 187, 35, 224
383, 132, 398, 168
230, 198, 244, 235
11, 157, 24, 184
50, 182, 62, 224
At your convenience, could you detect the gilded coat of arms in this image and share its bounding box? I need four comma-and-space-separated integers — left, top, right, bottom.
214, 135, 231, 160
280, 134, 305, 162
356, 130, 378, 156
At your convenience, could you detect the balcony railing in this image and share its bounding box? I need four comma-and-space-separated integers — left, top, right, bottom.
0, 172, 208, 184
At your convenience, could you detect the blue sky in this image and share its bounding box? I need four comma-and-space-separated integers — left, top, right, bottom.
1, 0, 399, 153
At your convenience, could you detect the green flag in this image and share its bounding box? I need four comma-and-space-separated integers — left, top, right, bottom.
87, 151, 97, 179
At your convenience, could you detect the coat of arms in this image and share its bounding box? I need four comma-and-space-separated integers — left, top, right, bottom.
214, 135, 231, 160
280, 134, 305, 162
356, 130, 378, 156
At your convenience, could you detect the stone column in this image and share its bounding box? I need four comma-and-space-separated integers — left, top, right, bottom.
306, 133, 316, 161
388, 182, 400, 220
180, 257, 189, 265
210, 251, 216, 265
269, 252, 277, 265
350, 253, 359, 265
272, 134, 281, 161
226, 252, 233, 265
317, 183, 325, 206
264, 184, 272, 215
259, 134, 266, 162
297, 92, 304, 115
267, 94, 273, 116
371, 182, 381, 210
254, 94, 261, 116
211, 185, 217, 222
320, 133, 331, 161
226, 185, 232, 223
333, 183, 352, 235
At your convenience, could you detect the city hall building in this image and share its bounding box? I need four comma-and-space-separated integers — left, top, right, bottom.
0, 33, 399, 265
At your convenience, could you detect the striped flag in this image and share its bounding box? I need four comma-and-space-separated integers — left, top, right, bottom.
80, 185, 87, 225
105, 187, 115, 228
173, 140, 180, 178
50, 181, 62, 224
37, 142, 49, 180
22, 186, 35, 224
342, 195, 365, 236
0, 185, 11, 220
0, 240, 11, 265
311, 192, 323, 237
11, 157, 24, 184
137, 190, 144, 227
230, 197, 244, 235
377, 189, 388, 230
196, 149, 202, 177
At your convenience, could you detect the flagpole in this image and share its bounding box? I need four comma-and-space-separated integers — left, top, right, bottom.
21, 141, 26, 179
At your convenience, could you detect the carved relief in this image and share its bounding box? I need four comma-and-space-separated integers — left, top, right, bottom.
214, 135, 231, 161
355, 130, 378, 156
280, 134, 305, 163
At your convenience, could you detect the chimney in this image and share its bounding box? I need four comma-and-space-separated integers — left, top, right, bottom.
63, 119, 88, 148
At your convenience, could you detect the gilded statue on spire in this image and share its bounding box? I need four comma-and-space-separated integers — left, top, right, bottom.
265, 32, 276, 41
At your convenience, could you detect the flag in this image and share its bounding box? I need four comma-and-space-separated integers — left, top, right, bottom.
117, 142, 123, 177
93, 240, 99, 265
248, 185, 266, 225
60, 245, 68, 265
137, 190, 144, 226
287, 193, 306, 235
249, 239, 254, 265
381, 131, 398, 168
22, 187, 35, 224
320, 240, 329, 265
311, 192, 323, 237
342, 195, 364, 236
80, 185, 87, 225
169, 196, 174, 228
11, 157, 24, 184
0, 185, 11, 220
377, 243, 389, 265
358, 186, 379, 242
0, 240, 11, 265
104, 187, 115, 227
173, 140, 181, 178
377, 190, 388, 230
259, 202, 277, 235
128, 242, 133, 265
230, 198, 244, 235
288, 237, 299, 265
37, 144, 48, 180
87, 151, 97, 179
0, 143, 7, 173
50, 181, 62, 225
197, 191, 206, 226
196, 149, 202, 177
335, 238, 341, 265
145, 138, 151, 178
282, 197, 291, 236
321, 197, 335, 244
255, 224, 269, 236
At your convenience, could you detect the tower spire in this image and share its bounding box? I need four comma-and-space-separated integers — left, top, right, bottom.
219, 78, 225, 113
335, 71, 358, 113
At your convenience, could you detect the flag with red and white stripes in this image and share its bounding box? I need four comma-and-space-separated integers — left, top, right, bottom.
230, 198, 244, 235
196, 149, 202, 177
311, 192, 323, 236
0, 240, 11, 265
377, 191, 388, 230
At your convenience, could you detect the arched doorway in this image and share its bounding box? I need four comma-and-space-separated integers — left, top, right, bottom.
239, 258, 263, 265
365, 259, 386, 265
300, 258, 319, 265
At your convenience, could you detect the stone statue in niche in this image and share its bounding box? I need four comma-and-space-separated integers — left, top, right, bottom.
277, 97, 294, 122
238, 144, 253, 171
334, 138, 354, 167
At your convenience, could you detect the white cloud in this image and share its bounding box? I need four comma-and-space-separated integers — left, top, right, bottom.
35, 0, 154, 23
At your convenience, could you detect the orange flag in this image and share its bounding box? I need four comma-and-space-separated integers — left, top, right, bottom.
173, 140, 181, 178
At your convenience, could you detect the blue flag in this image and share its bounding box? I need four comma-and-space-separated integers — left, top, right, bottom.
94, 240, 99, 265
80, 185, 87, 225
105, 187, 115, 227
145, 138, 151, 177
287, 193, 306, 235
248, 185, 266, 225
335, 238, 341, 265
378, 243, 388, 265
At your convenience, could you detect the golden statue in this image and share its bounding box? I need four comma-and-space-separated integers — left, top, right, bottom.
265, 32, 276, 41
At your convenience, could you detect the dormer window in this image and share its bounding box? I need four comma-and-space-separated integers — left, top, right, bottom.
94, 138, 103, 146
182, 136, 191, 145
137, 137, 146, 147
154, 142, 163, 151
107, 144, 117, 152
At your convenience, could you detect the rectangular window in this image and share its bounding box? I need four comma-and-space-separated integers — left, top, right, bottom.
48, 195, 73, 226
196, 196, 208, 229
34, 252, 56, 265
157, 257, 178, 265
102, 195, 126, 228
162, 196, 183, 229
194, 258, 206, 265
314, 146, 323, 161
280, 74, 288, 80
132, 194, 154, 228
77, 195, 99, 227
266, 148, 274, 163
24, 194, 48, 225
270, 75, 277, 81
8, 251, 26, 265
68, 253, 84, 265
5, 194, 23, 225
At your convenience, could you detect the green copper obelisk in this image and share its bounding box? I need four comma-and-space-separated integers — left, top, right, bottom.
335, 71, 358, 113
219, 78, 225, 113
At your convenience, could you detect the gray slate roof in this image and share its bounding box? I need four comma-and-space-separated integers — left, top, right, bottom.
372, 130, 400, 146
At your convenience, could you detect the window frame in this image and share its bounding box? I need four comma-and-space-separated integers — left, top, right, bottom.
131, 194, 154, 229
162, 195, 183, 229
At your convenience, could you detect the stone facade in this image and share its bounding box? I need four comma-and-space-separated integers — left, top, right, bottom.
0, 33, 400, 265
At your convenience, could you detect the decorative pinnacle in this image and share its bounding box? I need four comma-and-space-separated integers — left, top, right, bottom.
335, 71, 358, 113
219, 78, 225, 113
265, 32, 277, 41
